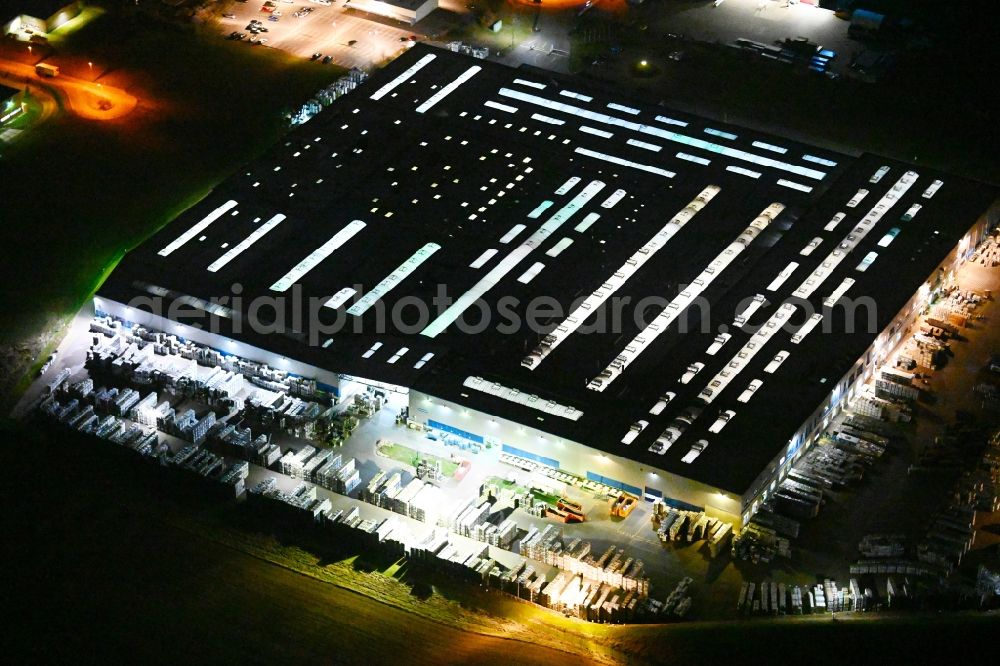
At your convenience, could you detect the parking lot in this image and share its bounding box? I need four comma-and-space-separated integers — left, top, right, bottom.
218, 1, 422, 69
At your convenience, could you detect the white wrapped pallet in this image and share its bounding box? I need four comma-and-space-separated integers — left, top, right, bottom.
496, 518, 518, 549
393, 478, 424, 515
409, 484, 443, 524
363, 469, 386, 503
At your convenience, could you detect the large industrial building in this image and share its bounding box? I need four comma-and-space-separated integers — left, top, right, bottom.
96, 45, 999, 527
346, 0, 438, 24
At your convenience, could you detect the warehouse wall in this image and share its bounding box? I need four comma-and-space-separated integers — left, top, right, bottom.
739, 205, 999, 523
345, 0, 438, 24
94, 296, 347, 397
408, 389, 744, 526
5, 2, 81, 35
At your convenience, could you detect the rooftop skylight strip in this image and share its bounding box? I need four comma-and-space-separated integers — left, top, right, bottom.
793, 170, 918, 299
416, 65, 481, 113
421, 181, 607, 338
803, 154, 838, 167
696, 303, 797, 405
531, 113, 565, 125
270, 220, 366, 292
500, 224, 526, 243
922, 179, 943, 198
766, 261, 800, 292
676, 152, 710, 166
824, 212, 846, 232
705, 127, 738, 140
574, 147, 675, 178
528, 200, 554, 219
734, 295, 766, 325
791, 313, 823, 344
752, 141, 788, 154
136, 283, 233, 319
464, 376, 583, 421
574, 212, 600, 233
207, 213, 286, 272
608, 103, 641, 115
822, 277, 855, 308
513, 78, 546, 89
601, 189, 627, 208
348, 243, 441, 316
877, 228, 900, 247
627, 138, 662, 152
484, 100, 518, 113
800, 236, 823, 256
727, 165, 761, 179
655, 115, 688, 127
555, 176, 580, 195
324, 287, 357, 309
523, 186, 722, 371
497, 88, 828, 180
587, 203, 785, 391
413, 352, 435, 369
387, 347, 409, 364
559, 90, 593, 102
777, 179, 813, 193
545, 237, 574, 257
158, 200, 238, 257
855, 251, 879, 273
846, 188, 869, 207
517, 261, 546, 284
469, 248, 498, 269
579, 126, 613, 138
370, 53, 436, 101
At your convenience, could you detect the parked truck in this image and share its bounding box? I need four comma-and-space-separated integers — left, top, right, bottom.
35, 63, 59, 78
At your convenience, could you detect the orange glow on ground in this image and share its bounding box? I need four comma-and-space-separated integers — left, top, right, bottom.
509, 0, 629, 13
0, 57, 137, 121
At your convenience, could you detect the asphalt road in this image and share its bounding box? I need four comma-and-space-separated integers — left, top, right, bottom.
0, 57, 137, 121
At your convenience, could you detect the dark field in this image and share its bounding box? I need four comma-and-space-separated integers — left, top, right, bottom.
5, 422, 998, 664
0, 12, 340, 406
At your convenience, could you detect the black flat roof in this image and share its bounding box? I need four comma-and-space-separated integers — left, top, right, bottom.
100, 45, 998, 494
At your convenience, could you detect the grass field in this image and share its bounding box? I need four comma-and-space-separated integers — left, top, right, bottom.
0, 11, 341, 410
485, 475, 561, 507
377, 440, 461, 477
